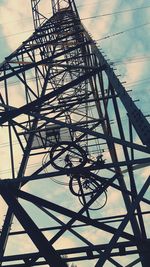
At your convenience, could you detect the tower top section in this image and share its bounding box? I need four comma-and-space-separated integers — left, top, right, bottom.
31, 0, 78, 29
52, 0, 70, 13
51, 0, 77, 14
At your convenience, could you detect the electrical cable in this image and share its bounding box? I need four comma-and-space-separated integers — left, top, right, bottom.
96, 22, 150, 41
1, 21, 149, 41
81, 5, 150, 21
1, 4, 150, 26
0, 6, 150, 40
112, 56, 150, 65
0, 162, 41, 175
0, 29, 33, 40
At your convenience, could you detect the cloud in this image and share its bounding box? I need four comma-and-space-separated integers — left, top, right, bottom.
0, 0, 53, 55
5, 232, 37, 256
141, 167, 150, 180
0, 1, 149, 267
81, 0, 119, 39
0, 0, 32, 53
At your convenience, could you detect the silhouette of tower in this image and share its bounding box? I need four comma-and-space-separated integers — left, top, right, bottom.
0, 0, 150, 266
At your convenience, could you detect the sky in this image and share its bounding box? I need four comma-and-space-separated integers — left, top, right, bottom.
0, 0, 150, 113
0, 0, 150, 267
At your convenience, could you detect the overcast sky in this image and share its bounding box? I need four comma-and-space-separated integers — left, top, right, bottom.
0, 1, 150, 266
0, 0, 150, 113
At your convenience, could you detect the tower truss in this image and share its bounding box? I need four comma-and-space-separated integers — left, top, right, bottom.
0, 0, 150, 266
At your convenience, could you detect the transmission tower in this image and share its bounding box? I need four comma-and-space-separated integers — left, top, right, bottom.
0, 0, 150, 266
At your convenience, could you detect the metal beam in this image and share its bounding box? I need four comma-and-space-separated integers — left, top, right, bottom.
0, 183, 68, 267
0, 208, 13, 266
15, 186, 137, 242
2, 240, 143, 263
94, 176, 150, 266
0, 68, 100, 123
83, 29, 150, 147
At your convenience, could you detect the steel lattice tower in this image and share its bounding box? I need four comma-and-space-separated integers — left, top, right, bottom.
0, 0, 150, 266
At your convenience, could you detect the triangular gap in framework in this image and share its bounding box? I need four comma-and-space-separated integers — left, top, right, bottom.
0, 185, 68, 267
4, 214, 38, 258
16, 188, 136, 242
112, 255, 140, 267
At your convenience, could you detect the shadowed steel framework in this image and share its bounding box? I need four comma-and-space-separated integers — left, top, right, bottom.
0, 0, 150, 266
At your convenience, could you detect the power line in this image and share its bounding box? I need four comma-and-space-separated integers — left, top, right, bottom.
81, 5, 150, 21
0, 0, 107, 26
0, 2, 99, 26
126, 77, 150, 86
0, 5, 150, 40
96, 22, 150, 41
112, 56, 150, 65
0, 21, 149, 41
0, 29, 33, 40
0, 162, 41, 175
